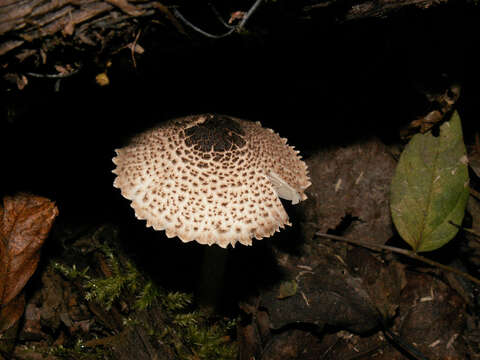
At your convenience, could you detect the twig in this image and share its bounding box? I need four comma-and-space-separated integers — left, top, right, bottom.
151, 2, 186, 35
316, 232, 434, 360
172, 8, 234, 38
238, 0, 263, 29
26, 63, 83, 79
475, 132, 480, 155
173, 0, 263, 39
382, 328, 430, 360
315, 232, 480, 286
450, 221, 480, 242
105, 0, 144, 16
0, 39, 24, 56
470, 187, 480, 202
131, 29, 141, 68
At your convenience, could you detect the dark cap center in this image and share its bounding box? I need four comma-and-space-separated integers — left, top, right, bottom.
183, 114, 246, 152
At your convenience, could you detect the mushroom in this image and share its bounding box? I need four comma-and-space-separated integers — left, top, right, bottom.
112, 114, 311, 248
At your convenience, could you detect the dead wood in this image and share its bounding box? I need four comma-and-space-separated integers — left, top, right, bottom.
0, 0, 455, 60
0, 0, 182, 57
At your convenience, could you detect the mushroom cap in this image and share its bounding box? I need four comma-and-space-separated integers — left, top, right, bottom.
112, 114, 311, 248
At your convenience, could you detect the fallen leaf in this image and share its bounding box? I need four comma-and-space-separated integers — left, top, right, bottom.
260, 246, 382, 334
62, 20, 75, 36
0, 294, 25, 332
400, 83, 461, 140
396, 271, 468, 359
54, 64, 73, 75
15, 49, 36, 62
17, 74, 28, 90
277, 280, 297, 299
0, 194, 59, 331
3, 73, 28, 90
390, 111, 469, 252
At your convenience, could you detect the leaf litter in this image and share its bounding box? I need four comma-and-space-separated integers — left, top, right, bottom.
237, 123, 474, 359
0, 193, 58, 333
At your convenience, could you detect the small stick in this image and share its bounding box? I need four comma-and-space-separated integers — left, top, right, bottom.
315, 232, 480, 286
450, 221, 480, 238
470, 187, 480, 202
131, 29, 141, 68
238, 0, 263, 29
173, 0, 263, 39
26, 63, 83, 79
172, 8, 235, 38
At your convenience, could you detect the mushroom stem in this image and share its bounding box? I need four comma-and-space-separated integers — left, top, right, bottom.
196, 245, 229, 311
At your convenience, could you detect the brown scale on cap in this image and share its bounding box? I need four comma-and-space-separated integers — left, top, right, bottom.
112, 114, 311, 248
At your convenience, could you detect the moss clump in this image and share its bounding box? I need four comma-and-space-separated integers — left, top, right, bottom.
52, 245, 140, 311
135, 280, 163, 310
174, 314, 237, 360
52, 232, 237, 360
157, 291, 237, 360
48, 343, 107, 360
19, 339, 111, 360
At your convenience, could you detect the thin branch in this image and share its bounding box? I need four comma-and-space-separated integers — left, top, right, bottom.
238, 0, 263, 29
26, 63, 83, 79
131, 29, 141, 68
450, 221, 480, 241
315, 232, 480, 286
172, 8, 234, 39
470, 187, 480, 201
173, 0, 263, 39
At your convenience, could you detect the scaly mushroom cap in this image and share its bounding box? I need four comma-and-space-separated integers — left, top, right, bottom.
112, 114, 311, 247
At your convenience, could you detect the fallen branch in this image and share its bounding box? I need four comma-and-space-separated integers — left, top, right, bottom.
315, 232, 480, 286
172, 0, 263, 39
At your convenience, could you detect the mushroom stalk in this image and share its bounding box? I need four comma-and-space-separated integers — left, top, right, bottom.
196, 245, 229, 310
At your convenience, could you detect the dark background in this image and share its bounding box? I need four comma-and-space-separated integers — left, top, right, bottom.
1, 1, 479, 294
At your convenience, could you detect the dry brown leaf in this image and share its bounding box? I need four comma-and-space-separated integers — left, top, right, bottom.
62, 20, 75, 36
0, 193, 58, 331
0, 294, 25, 332
17, 74, 28, 90
3, 72, 28, 90
54, 64, 73, 75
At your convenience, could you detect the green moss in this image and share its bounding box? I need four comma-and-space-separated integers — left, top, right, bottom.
162, 291, 193, 311
52, 236, 237, 360
24, 339, 111, 360
53, 242, 141, 311
84, 262, 138, 311
173, 314, 237, 360
135, 280, 162, 310
159, 292, 237, 360
51, 262, 90, 281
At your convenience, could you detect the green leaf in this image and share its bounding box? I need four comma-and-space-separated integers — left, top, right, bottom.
390, 111, 469, 252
